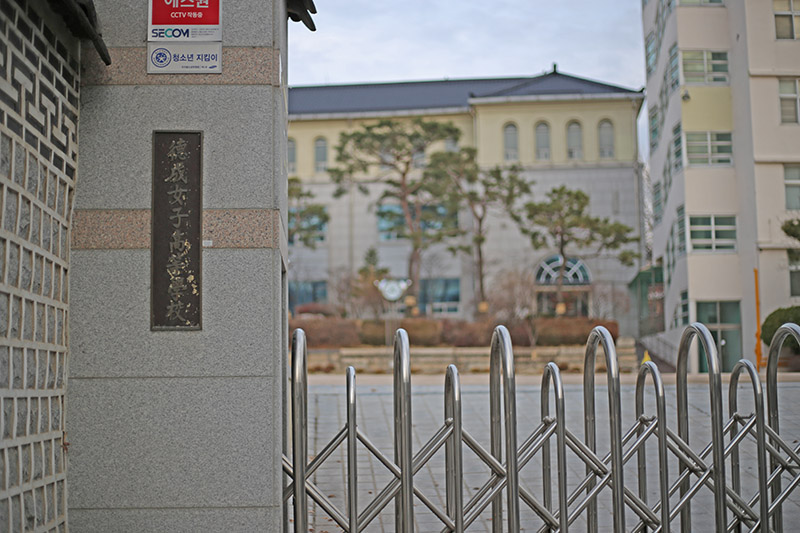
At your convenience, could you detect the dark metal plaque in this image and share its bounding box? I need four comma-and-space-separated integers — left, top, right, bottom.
151, 131, 202, 330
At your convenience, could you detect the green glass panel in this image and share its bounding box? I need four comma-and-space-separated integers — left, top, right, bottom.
720, 301, 741, 324
686, 132, 707, 142
779, 79, 797, 94
712, 133, 732, 141
787, 185, 800, 209
721, 329, 742, 371
786, 165, 800, 180
791, 271, 800, 296
715, 216, 736, 225
690, 230, 713, 239
697, 301, 718, 323
715, 230, 736, 239
690, 216, 711, 225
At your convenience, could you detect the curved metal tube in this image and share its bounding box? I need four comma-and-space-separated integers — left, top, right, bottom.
346, 366, 358, 533
541, 362, 569, 532
393, 329, 414, 531
292, 329, 308, 533
765, 323, 800, 532
445, 364, 464, 533
489, 325, 520, 532
676, 323, 727, 530
582, 326, 625, 532
728, 359, 768, 532
635, 361, 670, 532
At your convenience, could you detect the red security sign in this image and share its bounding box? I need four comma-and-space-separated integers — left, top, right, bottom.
149, 0, 222, 41
151, 0, 220, 25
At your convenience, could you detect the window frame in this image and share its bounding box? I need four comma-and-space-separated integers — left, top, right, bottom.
775, 0, 800, 39
689, 215, 737, 251
566, 121, 583, 160
785, 164, 800, 210
503, 123, 519, 162
535, 122, 551, 160
288, 138, 297, 174
314, 137, 328, 173
685, 131, 732, 166
682, 50, 729, 84
598, 119, 615, 159
780, 78, 799, 124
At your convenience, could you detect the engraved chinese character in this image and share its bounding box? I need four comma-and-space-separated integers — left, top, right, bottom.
170, 206, 189, 228
167, 138, 190, 162
165, 254, 187, 275
165, 162, 188, 183
166, 299, 187, 322
169, 228, 188, 253
168, 276, 189, 300
167, 184, 188, 205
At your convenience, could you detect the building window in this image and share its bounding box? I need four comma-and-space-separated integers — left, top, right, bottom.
598, 120, 614, 158
671, 123, 683, 172
645, 33, 657, 77
653, 182, 663, 225
288, 280, 328, 314
418, 278, 460, 315
785, 165, 800, 209
288, 206, 327, 246
535, 122, 550, 160
668, 44, 680, 89
503, 123, 518, 161
671, 289, 689, 328
412, 149, 426, 168
775, 0, 800, 39
682, 50, 729, 84
288, 138, 296, 174
689, 215, 736, 250
567, 121, 583, 160
377, 204, 404, 241
789, 250, 800, 296
314, 137, 328, 172
649, 107, 660, 149
686, 131, 732, 165
696, 300, 741, 372
535, 255, 591, 317
377, 204, 456, 240
681, 0, 723, 4
676, 205, 686, 254
780, 78, 799, 123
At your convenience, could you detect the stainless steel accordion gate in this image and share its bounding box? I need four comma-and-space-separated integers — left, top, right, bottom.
283, 323, 800, 532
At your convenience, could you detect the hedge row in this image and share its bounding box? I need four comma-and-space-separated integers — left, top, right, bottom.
289, 317, 618, 348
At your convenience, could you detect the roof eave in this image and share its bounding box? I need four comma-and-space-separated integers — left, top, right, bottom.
289, 106, 470, 121
468, 92, 645, 106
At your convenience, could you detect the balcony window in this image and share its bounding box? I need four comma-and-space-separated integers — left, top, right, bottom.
689, 215, 736, 250
686, 131, 732, 165
780, 78, 799, 123
682, 50, 729, 84
785, 165, 800, 209
775, 0, 800, 39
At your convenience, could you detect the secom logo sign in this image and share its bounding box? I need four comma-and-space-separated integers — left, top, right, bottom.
151, 28, 190, 39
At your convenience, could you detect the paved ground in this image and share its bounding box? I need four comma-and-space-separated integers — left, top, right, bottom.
297, 373, 800, 532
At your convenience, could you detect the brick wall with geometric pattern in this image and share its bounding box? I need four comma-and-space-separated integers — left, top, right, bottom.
0, 0, 80, 530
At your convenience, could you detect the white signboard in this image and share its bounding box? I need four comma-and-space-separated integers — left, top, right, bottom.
147, 42, 222, 74
148, 0, 222, 42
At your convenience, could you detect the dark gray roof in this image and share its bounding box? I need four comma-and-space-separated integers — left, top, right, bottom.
288, 71, 641, 116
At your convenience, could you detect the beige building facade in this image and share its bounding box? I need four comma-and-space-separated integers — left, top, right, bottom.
288, 72, 645, 333
643, 0, 800, 371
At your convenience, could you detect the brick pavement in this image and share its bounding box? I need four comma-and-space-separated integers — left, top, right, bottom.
297, 373, 800, 532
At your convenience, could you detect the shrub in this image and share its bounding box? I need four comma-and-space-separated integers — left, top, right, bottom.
761, 306, 800, 354
534, 317, 618, 346
400, 318, 442, 346
289, 318, 359, 348
359, 320, 387, 346
442, 319, 494, 347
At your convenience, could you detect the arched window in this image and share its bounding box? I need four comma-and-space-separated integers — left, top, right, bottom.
535, 122, 550, 160
567, 121, 583, 160
535, 255, 591, 285
598, 120, 614, 158
288, 138, 296, 174
503, 123, 518, 161
314, 137, 327, 172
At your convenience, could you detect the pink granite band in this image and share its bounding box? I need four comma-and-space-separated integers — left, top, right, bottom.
71, 209, 280, 249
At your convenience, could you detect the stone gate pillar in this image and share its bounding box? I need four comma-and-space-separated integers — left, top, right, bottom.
67, 1, 288, 530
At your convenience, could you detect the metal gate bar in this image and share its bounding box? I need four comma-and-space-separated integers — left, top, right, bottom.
284, 322, 800, 532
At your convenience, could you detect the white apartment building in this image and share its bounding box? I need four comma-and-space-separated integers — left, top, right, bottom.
643, 0, 800, 371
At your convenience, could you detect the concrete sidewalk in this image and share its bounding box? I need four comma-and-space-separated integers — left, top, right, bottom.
300, 373, 800, 532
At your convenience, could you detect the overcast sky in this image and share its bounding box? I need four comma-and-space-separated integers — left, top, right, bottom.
287, 0, 645, 90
